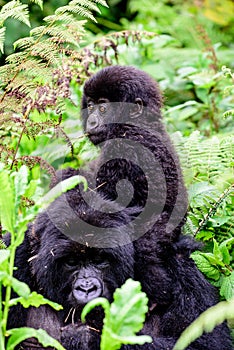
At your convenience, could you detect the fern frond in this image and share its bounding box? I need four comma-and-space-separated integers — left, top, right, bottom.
29, 41, 61, 65
223, 109, 234, 118
5, 51, 28, 65
30, 25, 83, 48
0, 26, 6, 54
55, 5, 96, 22
174, 131, 234, 239
0, 0, 30, 27
70, 0, 102, 13
14, 37, 36, 51
194, 183, 234, 236
29, 0, 43, 10
173, 131, 234, 185
44, 13, 86, 26
89, 0, 108, 6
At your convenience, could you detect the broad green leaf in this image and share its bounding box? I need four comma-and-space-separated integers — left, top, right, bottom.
9, 291, 63, 310
220, 273, 234, 300
0, 168, 15, 233
212, 239, 223, 262
219, 238, 234, 265
24, 179, 39, 198
109, 280, 148, 335
203, 0, 234, 25
81, 279, 151, 350
112, 334, 152, 345
81, 297, 110, 323
0, 249, 10, 266
0, 272, 30, 298
41, 175, 87, 207
203, 252, 225, 267
191, 252, 220, 280
7, 327, 65, 350
180, 106, 198, 121
173, 300, 234, 350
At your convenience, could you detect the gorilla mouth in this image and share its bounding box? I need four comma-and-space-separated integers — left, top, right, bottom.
87, 133, 101, 145
87, 130, 108, 146
73, 277, 103, 305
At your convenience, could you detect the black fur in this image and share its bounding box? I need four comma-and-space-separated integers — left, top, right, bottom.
4, 190, 232, 349
5, 190, 135, 349
4, 66, 233, 349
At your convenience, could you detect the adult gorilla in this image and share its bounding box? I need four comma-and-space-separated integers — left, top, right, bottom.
4, 189, 135, 349
5, 180, 231, 350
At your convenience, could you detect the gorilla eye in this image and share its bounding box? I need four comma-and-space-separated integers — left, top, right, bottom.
99, 105, 106, 114
87, 102, 94, 112
65, 257, 77, 267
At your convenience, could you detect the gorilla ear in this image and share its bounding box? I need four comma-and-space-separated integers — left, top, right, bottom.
129, 97, 143, 118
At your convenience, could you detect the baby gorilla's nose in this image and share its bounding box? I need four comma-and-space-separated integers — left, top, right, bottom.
73, 277, 103, 304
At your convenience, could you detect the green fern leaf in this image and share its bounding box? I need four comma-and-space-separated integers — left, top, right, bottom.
0, 0, 30, 27
70, 0, 102, 13
55, 5, 96, 22
14, 37, 36, 50
91, 0, 108, 7
0, 26, 6, 54
29, 0, 43, 10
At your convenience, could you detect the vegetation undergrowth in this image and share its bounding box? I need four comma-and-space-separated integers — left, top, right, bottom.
0, 0, 233, 348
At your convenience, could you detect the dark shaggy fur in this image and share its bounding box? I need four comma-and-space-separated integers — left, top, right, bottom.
4, 188, 233, 349
81, 66, 188, 250
4, 66, 233, 349
4, 189, 135, 349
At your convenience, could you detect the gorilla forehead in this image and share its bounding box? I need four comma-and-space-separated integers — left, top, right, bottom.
83, 65, 162, 106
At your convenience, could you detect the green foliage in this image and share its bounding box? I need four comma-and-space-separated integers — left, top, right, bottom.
172, 131, 234, 298
173, 298, 234, 350
0, 0, 233, 346
81, 279, 152, 350
192, 238, 234, 300
0, 0, 44, 54
127, 0, 234, 48
173, 132, 234, 238
0, 164, 80, 349
6, 328, 65, 350
0, 0, 107, 119
41, 175, 88, 208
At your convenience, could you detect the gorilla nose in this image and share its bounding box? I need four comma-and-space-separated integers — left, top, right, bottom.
86, 115, 99, 132
73, 277, 102, 304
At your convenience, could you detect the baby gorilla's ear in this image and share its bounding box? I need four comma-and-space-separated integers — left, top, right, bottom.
129, 98, 143, 119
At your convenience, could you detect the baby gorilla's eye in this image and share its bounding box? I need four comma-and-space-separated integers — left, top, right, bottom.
99, 105, 106, 114
87, 102, 94, 112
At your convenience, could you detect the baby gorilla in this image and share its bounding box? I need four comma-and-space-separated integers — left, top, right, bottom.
4, 188, 135, 349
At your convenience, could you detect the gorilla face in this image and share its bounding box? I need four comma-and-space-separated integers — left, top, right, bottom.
81, 65, 163, 146
29, 189, 135, 325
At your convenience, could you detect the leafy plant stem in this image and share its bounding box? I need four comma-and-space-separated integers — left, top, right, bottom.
0, 282, 5, 350
10, 107, 31, 170
194, 182, 234, 237
1, 232, 16, 342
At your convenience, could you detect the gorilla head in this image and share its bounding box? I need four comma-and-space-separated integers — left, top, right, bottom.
81, 65, 163, 145
29, 188, 134, 328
